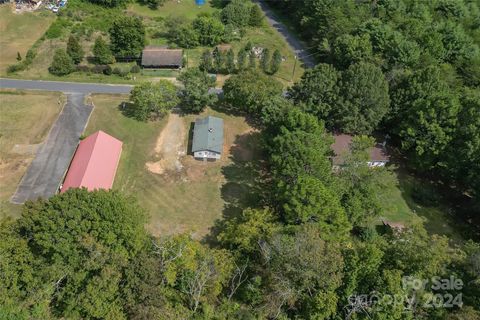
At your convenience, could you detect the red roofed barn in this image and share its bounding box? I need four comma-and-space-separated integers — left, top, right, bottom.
61, 131, 122, 193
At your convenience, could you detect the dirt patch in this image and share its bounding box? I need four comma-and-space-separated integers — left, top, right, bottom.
146, 112, 186, 175
10, 143, 42, 155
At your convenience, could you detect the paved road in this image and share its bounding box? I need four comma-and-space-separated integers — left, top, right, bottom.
0, 78, 133, 94
255, 0, 316, 68
11, 94, 93, 204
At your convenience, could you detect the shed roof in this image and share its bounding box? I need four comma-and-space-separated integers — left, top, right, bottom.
331, 134, 389, 165
141, 46, 183, 67
192, 116, 224, 154
61, 131, 122, 192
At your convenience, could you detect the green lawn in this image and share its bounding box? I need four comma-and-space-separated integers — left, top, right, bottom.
0, 89, 64, 219
87, 95, 259, 238
128, 0, 218, 19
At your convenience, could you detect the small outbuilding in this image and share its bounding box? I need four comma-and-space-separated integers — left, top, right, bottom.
192, 116, 224, 161
141, 46, 183, 69
61, 131, 123, 193
331, 134, 389, 169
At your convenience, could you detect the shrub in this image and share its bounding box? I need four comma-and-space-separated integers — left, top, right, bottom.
130, 65, 141, 73
103, 65, 113, 75
112, 67, 121, 75
91, 64, 108, 73
76, 65, 90, 72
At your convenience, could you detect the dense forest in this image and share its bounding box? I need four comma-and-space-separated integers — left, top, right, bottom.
269, 0, 480, 199
1, 0, 480, 319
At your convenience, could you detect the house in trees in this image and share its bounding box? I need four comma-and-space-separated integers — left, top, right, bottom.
61, 131, 122, 193
141, 46, 183, 69
331, 134, 389, 169
192, 116, 224, 161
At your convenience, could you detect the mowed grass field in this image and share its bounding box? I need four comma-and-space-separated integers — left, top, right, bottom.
87, 95, 259, 237
0, 5, 55, 75
0, 89, 64, 218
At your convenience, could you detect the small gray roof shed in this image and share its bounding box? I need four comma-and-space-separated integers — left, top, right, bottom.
192, 116, 224, 154
141, 46, 183, 68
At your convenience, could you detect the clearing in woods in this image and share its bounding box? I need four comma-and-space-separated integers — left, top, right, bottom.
86, 94, 261, 238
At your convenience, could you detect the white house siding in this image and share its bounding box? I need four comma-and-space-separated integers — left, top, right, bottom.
194, 151, 221, 160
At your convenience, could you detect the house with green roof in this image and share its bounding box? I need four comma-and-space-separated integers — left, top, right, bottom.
192, 116, 224, 161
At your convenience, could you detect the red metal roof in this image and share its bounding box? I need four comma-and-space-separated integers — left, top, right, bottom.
61, 131, 122, 193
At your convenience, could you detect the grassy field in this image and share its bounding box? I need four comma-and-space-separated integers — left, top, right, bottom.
0, 89, 64, 218
0, 4, 55, 75
128, 1, 218, 19
87, 95, 259, 238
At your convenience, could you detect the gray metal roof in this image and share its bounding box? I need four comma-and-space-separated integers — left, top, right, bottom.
192, 116, 224, 154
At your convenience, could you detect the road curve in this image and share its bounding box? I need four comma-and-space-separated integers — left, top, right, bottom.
0, 78, 133, 94
255, 0, 316, 68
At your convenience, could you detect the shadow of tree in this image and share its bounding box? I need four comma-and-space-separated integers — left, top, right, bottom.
210, 99, 265, 129
117, 101, 138, 119
204, 131, 272, 245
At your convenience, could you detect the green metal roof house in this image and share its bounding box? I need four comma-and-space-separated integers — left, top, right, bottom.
192, 116, 224, 160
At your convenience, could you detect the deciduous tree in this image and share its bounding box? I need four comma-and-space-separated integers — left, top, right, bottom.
129, 81, 179, 121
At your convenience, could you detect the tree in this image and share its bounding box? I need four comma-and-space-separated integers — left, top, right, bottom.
192, 15, 224, 46
332, 33, 373, 69
213, 47, 224, 73
335, 62, 390, 134
225, 48, 235, 74
109, 17, 146, 57
49, 49, 74, 76
87, 0, 128, 7
261, 226, 344, 319
199, 49, 213, 72
141, 0, 166, 9
16, 189, 148, 319
178, 68, 217, 113
237, 49, 247, 70
16, 52, 21, 61
260, 48, 270, 73
249, 4, 264, 27
221, 0, 252, 28
391, 65, 460, 169
288, 63, 340, 122
282, 175, 351, 238
66, 35, 84, 65
222, 70, 283, 114
93, 36, 115, 64
248, 51, 256, 69
175, 24, 199, 48
129, 81, 179, 121
270, 49, 281, 74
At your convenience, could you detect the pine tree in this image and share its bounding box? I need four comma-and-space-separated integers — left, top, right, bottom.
249, 4, 264, 27
248, 51, 256, 69
49, 49, 74, 76
237, 49, 246, 71
199, 49, 213, 72
213, 47, 225, 73
66, 35, 84, 65
261, 48, 271, 73
93, 37, 115, 65
270, 49, 282, 74
226, 48, 235, 74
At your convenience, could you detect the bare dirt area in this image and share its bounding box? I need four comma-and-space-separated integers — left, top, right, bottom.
145, 112, 186, 175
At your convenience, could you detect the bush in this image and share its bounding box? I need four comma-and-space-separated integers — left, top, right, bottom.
112, 67, 121, 75
45, 18, 71, 39
76, 65, 90, 72
91, 64, 108, 74
103, 65, 112, 75
130, 65, 141, 73
7, 64, 24, 74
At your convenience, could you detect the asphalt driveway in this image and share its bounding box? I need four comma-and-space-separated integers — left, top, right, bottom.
11, 93, 93, 204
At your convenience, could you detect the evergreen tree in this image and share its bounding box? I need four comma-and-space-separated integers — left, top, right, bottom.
49, 49, 74, 76
270, 49, 282, 74
248, 51, 256, 69
237, 49, 246, 70
66, 35, 84, 65
249, 4, 264, 27
213, 47, 224, 73
225, 48, 235, 74
260, 48, 270, 73
92, 36, 115, 65
199, 49, 213, 72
